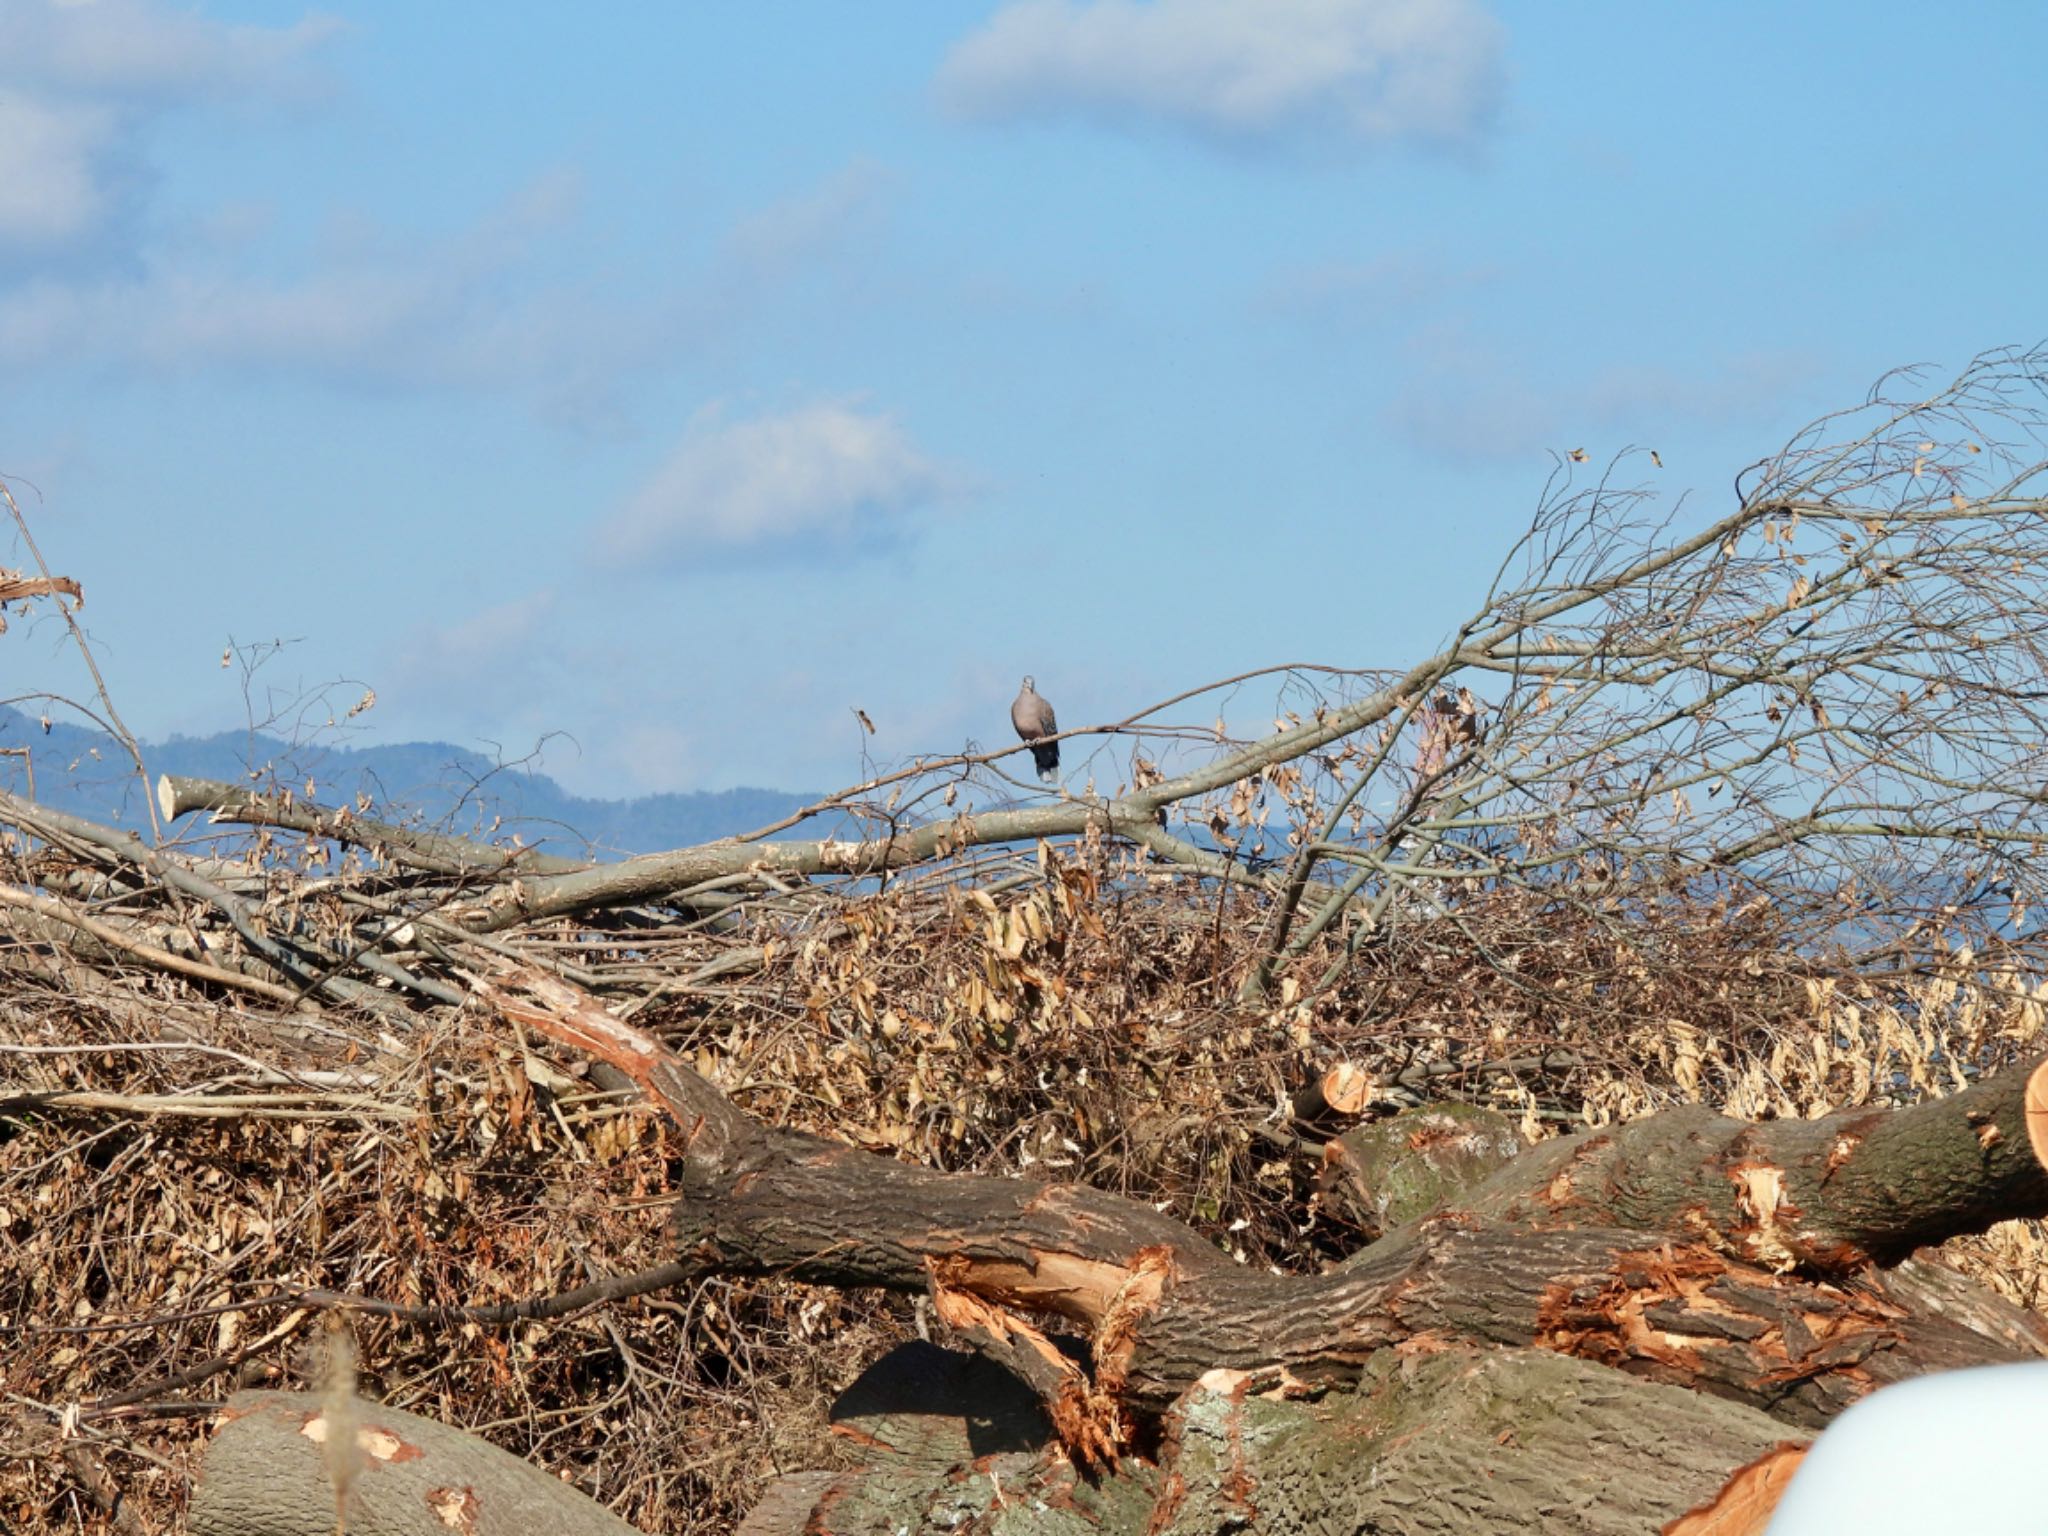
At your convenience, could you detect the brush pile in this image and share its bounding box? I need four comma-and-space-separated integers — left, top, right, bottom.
2, 772, 2046, 1533
9, 351, 2048, 1532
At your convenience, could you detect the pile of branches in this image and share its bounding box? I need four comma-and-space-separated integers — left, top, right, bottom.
5, 784, 2046, 1532
7, 349, 2048, 1531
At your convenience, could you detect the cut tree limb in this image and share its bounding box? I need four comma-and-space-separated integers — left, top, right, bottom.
156, 774, 587, 878
2028, 1059, 2048, 1173
0, 573, 82, 604
420, 638, 1529, 933
1453, 1059, 2048, 1271
1289, 1061, 1376, 1122
750, 1344, 1807, 1536
453, 795, 1267, 931
0, 790, 393, 1012
189, 1390, 641, 1536
471, 965, 2048, 1438
0, 885, 305, 1003
0, 1088, 410, 1122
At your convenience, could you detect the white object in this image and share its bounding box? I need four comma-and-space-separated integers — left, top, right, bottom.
1767, 1359, 2048, 1531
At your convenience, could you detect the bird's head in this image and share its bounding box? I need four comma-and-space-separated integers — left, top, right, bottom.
1021, 675, 1035, 691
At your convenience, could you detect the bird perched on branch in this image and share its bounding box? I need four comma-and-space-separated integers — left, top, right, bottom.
1012, 676, 1059, 782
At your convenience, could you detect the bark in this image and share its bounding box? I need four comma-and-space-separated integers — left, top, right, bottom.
189, 1390, 639, 1536
1454, 1070, 2048, 1271
156, 774, 587, 878
1319, 1100, 1525, 1238
158, 969, 2048, 1536
748, 1341, 1807, 1536
476, 966, 2048, 1431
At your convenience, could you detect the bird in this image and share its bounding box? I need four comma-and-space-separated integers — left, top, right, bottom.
1011, 676, 1059, 782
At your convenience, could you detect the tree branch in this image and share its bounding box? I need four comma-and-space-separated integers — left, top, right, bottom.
470, 964, 2048, 1440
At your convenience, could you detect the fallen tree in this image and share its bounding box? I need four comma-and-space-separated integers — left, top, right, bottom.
134, 350, 2048, 991
9, 352, 2048, 1533
173, 963, 2048, 1534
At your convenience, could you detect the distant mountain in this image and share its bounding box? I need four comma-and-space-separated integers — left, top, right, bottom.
0, 707, 818, 860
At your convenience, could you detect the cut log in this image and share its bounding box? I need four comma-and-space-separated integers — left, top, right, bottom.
189, 1390, 640, 1536
745, 1345, 1806, 1535
1452, 1067, 2048, 1271
150, 962, 2048, 1536
473, 965, 2048, 1434
1320, 1100, 1524, 1237
2028, 1056, 2048, 1172
156, 774, 585, 878
1291, 1060, 1376, 1122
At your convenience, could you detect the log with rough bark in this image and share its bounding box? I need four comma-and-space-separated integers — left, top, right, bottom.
155, 773, 589, 878
744, 1341, 1810, 1536
169, 959, 2048, 1534
188, 1343, 1810, 1536
1318, 1100, 1526, 1238
189, 1391, 639, 1536
435, 964, 2048, 1532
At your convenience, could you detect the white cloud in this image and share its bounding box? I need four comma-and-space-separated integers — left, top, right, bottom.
0, 0, 336, 255
723, 158, 893, 273
0, 160, 891, 430
937, 0, 1504, 148
0, 1, 338, 99
1392, 331, 1822, 462
1261, 251, 1498, 326
595, 403, 961, 567
0, 171, 670, 421
0, 93, 122, 248
2, 251, 536, 382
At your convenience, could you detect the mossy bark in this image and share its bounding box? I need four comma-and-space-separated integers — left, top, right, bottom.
1321, 1100, 1525, 1237
190, 1391, 639, 1536
740, 1343, 1803, 1536
456, 972, 2048, 1536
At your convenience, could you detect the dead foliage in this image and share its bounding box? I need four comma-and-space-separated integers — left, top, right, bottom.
2, 806, 2045, 1533
8, 350, 2048, 1529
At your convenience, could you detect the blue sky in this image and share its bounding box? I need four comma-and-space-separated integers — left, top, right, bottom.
3, 1, 2043, 797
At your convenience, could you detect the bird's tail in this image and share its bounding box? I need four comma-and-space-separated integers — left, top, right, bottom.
1032, 741, 1059, 781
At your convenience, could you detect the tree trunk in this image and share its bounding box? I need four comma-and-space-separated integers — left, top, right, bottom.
742, 1341, 1807, 1536
183, 965, 2048, 1534
456, 966, 2048, 1531
189, 1391, 639, 1536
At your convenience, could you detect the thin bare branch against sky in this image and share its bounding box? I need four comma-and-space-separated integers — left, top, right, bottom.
2, 1, 2042, 796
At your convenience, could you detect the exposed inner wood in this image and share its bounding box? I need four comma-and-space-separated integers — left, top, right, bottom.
469, 962, 2048, 1462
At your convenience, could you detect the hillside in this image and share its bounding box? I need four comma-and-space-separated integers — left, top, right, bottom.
0, 705, 817, 857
